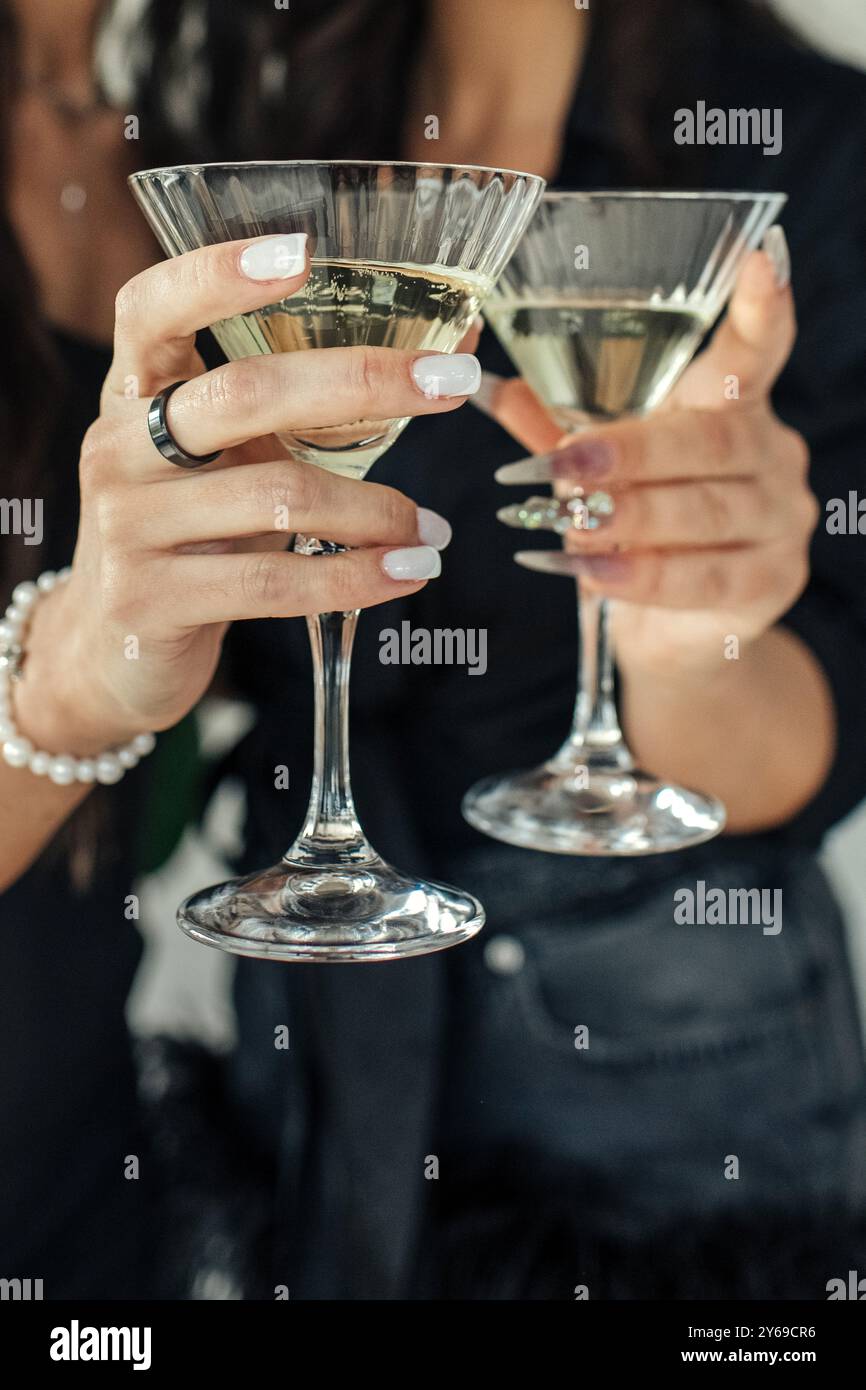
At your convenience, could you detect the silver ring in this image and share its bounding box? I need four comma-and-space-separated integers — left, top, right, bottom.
147, 380, 222, 469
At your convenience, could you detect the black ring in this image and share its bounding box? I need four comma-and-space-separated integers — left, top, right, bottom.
147, 380, 222, 468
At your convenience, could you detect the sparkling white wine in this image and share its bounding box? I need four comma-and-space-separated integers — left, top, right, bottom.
484, 297, 709, 426
211, 258, 488, 476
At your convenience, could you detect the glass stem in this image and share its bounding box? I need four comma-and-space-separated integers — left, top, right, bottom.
287, 536, 376, 865
549, 585, 635, 775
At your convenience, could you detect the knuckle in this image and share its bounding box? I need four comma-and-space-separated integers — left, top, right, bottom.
241, 551, 287, 609
184, 249, 214, 300
375, 484, 415, 539
251, 462, 318, 522
795, 485, 821, 537
702, 409, 735, 463
325, 555, 365, 611
204, 360, 269, 416
638, 554, 666, 604
701, 557, 730, 605
696, 480, 734, 540
93, 487, 127, 546
780, 425, 810, 477
738, 561, 770, 604
98, 556, 138, 626
113, 278, 142, 330
346, 347, 388, 406
79, 420, 121, 489
79, 422, 107, 481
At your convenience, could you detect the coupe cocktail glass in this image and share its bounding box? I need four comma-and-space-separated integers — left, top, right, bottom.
463, 190, 786, 855
130, 160, 544, 959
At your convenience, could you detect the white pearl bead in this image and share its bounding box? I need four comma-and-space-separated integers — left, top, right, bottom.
0, 716, 17, 740
11, 581, 38, 609
0, 620, 20, 645
48, 755, 78, 786
118, 746, 140, 769
57, 567, 72, 583
37, 571, 57, 592
95, 752, 124, 785
76, 759, 97, 783
29, 750, 51, 776
5, 605, 24, 624
132, 732, 156, 756
3, 735, 33, 767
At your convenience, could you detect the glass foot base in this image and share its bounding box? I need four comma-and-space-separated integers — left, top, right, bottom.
177, 855, 485, 962
462, 764, 725, 856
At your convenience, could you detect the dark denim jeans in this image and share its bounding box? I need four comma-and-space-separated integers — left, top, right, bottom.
438, 846, 866, 1235
232, 842, 866, 1297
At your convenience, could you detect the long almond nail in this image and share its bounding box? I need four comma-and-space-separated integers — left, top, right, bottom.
496, 438, 615, 485
239, 233, 308, 280
762, 225, 790, 289
514, 551, 630, 581
469, 371, 505, 421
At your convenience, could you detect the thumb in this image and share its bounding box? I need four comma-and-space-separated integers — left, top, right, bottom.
672, 226, 796, 408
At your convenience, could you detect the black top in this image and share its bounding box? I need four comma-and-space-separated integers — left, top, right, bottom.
2, 10, 866, 1288
226, 18, 866, 876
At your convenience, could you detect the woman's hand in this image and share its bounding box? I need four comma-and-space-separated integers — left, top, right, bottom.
489, 237, 818, 680
16, 234, 479, 756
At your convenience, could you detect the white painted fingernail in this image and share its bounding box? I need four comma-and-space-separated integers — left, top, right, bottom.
416, 507, 452, 549
382, 546, 442, 580
412, 354, 481, 399
762, 225, 790, 289
240, 233, 308, 281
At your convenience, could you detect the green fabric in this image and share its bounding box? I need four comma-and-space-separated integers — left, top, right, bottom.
135, 713, 204, 876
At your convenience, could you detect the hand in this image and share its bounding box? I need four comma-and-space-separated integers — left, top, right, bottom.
487, 234, 818, 680
16, 235, 480, 755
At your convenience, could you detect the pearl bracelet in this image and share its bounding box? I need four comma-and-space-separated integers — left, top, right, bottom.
0, 567, 156, 786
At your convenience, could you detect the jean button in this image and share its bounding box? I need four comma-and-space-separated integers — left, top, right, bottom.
483, 934, 526, 975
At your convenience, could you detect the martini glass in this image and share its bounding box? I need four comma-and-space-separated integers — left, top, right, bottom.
129, 161, 544, 961
463, 190, 786, 856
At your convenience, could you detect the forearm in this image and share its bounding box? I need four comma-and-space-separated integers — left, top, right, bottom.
0, 762, 91, 892
619, 625, 835, 834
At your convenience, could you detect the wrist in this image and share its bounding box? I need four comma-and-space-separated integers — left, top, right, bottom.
617, 634, 765, 699
10, 586, 146, 758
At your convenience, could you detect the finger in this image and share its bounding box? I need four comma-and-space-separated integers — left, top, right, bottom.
456, 318, 483, 356
672, 230, 796, 407
470, 372, 564, 453
107, 233, 310, 393
513, 542, 797, 610
495, 407, 768, 489
497, 477, 787, 551
159, 545, 443, 624
141, 348, 481, 462
138, 459, 451, 551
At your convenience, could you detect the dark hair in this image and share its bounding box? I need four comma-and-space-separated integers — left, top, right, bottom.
0, 0, 787, 591
0, 0, 426, 592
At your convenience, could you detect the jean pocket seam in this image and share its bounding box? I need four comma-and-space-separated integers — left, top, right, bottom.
512, 969, 815, 1071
